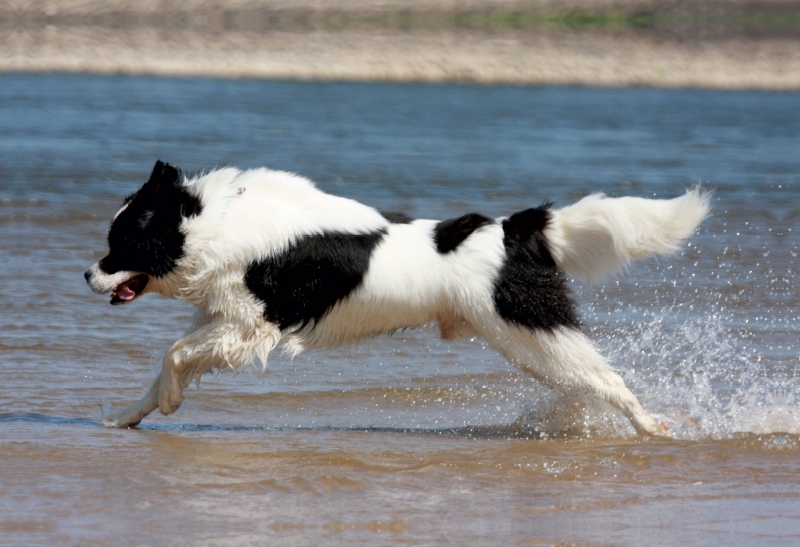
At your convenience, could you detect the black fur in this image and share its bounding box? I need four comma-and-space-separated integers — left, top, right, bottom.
493, 206, 580, 332
100, 161, 202, 277
245, 230, 386, 331
434, 213, 494, 254
381, 211, 414, 224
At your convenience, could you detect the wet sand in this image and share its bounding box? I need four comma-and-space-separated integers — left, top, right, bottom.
4, 418, 799, 546
3, 0, 800, 88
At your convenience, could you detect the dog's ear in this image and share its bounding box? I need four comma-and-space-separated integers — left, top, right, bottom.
147, 160, 182, 192
144, 160, 202, 218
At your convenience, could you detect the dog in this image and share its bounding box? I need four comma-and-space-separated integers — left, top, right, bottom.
85, 161, 709, 435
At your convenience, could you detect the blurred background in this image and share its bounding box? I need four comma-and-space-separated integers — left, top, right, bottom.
3, 0, 799, 87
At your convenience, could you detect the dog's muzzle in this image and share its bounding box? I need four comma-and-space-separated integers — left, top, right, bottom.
84, 263, 149, 305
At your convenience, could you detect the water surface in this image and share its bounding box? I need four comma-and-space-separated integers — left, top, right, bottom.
1, 75, 799, 546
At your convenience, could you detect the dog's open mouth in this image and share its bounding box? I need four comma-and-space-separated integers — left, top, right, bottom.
110, 274, 149, 305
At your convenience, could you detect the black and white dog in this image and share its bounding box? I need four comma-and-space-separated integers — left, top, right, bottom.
85, 161, 709, 435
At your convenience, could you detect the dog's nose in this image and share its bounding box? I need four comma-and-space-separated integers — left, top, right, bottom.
84, 269, 92, 282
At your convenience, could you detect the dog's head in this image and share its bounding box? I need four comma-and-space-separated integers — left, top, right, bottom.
84, 160, 203, 305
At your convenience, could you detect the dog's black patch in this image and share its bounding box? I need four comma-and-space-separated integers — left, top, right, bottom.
245, 230, 386, 331
381, 211, 414, 224
434, 213, 494, 254
101, 161, 202, 277
493, 205, 580, 331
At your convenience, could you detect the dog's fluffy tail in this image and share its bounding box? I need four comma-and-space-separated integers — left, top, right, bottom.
544, 187, 711, 284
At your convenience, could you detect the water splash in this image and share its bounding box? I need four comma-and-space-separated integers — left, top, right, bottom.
601, 310, 799, 439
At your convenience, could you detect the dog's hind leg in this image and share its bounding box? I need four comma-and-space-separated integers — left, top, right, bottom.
484, 323, 669, 437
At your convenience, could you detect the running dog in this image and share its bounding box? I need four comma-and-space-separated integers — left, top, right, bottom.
85, 161, 709, 435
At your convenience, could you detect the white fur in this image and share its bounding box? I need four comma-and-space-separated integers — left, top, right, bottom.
84, 263, 139, 294
98, 167, 708, 437
545, 188, 711, 284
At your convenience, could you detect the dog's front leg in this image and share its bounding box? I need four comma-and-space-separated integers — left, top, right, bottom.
102, 373, 161, 427
102, 329, 219, 425
156, 333, 209, 416
157, 346, 185, 415
157, 313, 230, 415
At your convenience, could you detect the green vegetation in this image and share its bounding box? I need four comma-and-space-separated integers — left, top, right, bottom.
358, 11, 800, 31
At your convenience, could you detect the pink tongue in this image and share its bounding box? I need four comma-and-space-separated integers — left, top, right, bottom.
116, 281, 137, 300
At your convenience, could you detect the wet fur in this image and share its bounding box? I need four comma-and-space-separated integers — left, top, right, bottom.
85, 161, 710, 436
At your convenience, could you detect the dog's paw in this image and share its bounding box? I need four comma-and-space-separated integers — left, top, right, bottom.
653, 421, 671, 438
632, 413, 672, 438
101, 407, 143, 428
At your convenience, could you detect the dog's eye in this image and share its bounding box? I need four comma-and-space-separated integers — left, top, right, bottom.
139, 210, 155, 228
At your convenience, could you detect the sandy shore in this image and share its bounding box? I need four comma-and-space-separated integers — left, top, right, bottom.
3, 0, 800, 89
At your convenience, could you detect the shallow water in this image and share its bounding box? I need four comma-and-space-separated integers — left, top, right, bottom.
1, 74, 799, 546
